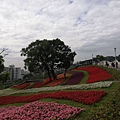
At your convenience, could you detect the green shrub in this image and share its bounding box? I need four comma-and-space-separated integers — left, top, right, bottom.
86, 88, 120, 120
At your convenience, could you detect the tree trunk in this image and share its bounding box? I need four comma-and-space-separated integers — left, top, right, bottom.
51, 66, 57, 80
47, 68, 52, 82
64, 69, 67, 79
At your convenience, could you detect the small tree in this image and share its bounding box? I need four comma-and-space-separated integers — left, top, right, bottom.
96, 55, 104, 62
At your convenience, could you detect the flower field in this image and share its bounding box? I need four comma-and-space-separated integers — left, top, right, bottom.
0, 65, 118, 120
0, 81, 113, 96
12, 66, 112, 90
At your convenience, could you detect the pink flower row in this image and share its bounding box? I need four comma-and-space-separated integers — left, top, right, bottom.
0, 90, 106, 105
0, 101, 83, 120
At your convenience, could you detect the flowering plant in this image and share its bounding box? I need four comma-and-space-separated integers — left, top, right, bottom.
0, 101, 84, 120
0, 90, 106, 105
12, 82, 31, 89
76, 66, 112, 83
63, 72, 84, 85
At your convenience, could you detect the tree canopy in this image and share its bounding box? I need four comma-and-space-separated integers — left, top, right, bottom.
96, 55, 104, 62
0, 49, 5, 74
0, 48, 8, 73
21, 38, 76, 80
0, 55, 4, 73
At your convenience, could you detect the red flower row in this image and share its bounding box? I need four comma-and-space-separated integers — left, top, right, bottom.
12, 82, 31, 89
76, 66, 112, 83
26, 80, 43, 89
0, 90, 106, 105
45, 73, 72, 86
45, 78, 65, 86
33, 77, 51, 88
12, 78, 50, 89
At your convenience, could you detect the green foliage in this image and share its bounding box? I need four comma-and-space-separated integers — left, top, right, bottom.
96, 55, 104, 62
23, 73, 33, 80
98, 65, 120, 80
21, 38, 76, 80
86, 88, 120, 120
79, 70, 89, 84
0, 72, 10, 84
0, 55, 4, 73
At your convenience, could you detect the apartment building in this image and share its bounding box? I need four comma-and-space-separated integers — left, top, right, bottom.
4, 65, 22, 80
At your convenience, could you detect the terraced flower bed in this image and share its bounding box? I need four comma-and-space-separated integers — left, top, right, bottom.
12, 82, 31, 89
26, 80, 43, 89
45, 78, 65, 86
33, 78, 51, 88
76, 66, 112, 83
0, 65, 119, 120
57, 73, 72, 79
63, 72, 84, 85
0, 90, 106, 105
0, 81, 112, 96
14, 78, 50, 89
45, 73, 71, 86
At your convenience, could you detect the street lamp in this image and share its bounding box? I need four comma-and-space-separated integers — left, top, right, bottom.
92, 54, 93, 65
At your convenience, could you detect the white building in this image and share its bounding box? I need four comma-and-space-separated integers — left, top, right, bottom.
4, 65, 22, 80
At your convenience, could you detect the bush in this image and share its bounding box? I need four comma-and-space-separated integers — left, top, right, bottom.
0, 72, 10, 84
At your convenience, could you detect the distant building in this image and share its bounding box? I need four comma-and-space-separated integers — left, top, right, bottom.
104, 56, 120, 62
14, 67, 21, 80
76, 55, 120, 68
4, 65, 25, 80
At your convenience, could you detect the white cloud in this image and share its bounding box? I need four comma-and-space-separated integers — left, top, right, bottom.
0, 0, 120, 68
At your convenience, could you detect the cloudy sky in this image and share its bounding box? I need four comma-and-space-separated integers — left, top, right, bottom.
0, 0, 120, 69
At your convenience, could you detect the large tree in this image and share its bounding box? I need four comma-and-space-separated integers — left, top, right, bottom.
21, 38, 76, 80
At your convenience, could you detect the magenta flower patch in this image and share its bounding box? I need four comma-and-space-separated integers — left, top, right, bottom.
63, 72, 84, 85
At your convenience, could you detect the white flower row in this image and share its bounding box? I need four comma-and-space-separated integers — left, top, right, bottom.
4, 81, 113, 96
0, 88, 15, 96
